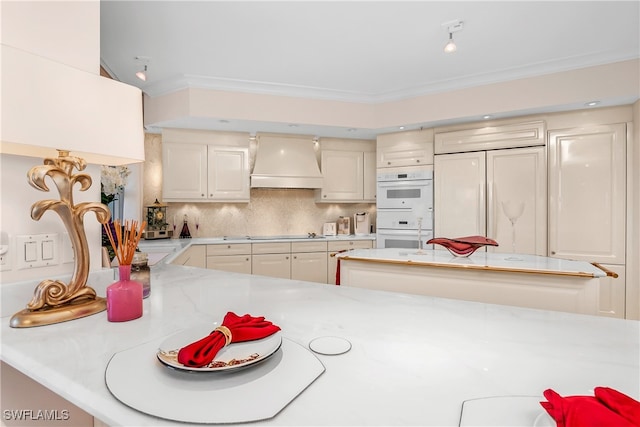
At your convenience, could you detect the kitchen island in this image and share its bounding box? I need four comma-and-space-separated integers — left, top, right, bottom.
337, 248, 609, 316
1, 259, 638, 426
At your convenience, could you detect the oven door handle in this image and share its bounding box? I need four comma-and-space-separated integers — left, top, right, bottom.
377, 180, 429, 188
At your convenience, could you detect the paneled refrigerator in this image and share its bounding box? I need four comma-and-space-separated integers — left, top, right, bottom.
433, 146, 547, 255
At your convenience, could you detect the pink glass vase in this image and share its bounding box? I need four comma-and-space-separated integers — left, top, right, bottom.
107, 264, 143, 322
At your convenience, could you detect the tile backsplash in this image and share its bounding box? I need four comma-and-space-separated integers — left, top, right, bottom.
143, 133, 375, 238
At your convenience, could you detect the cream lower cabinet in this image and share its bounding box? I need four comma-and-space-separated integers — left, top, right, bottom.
171, 245, 206, 268
206, 243, 251, 274
291, 241, 328, 283
548, 123, 627, 319
327, 239, 374, 285
598, 264, 626, 318
434, 146, 547, 256
252, 242, 291, 279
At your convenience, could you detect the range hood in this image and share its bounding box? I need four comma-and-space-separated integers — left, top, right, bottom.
251, 134, 323, 189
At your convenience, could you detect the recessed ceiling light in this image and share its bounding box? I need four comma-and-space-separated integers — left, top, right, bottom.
219, 119, 230, 123
288, 124, 298, 128
399, 126, 405, 130
585, 101, 600, 107
347, 128, 357, 132
483, 115, 492, 119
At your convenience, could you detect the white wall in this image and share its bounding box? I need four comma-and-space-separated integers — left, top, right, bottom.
0, 154, 102, 284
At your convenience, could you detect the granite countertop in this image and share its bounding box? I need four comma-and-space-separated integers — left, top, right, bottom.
1, 262, 638, 426
337, 248, 607, 278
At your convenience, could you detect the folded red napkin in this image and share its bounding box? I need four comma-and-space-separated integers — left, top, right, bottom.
177, 312, 281, 368
540, 388, 640, 427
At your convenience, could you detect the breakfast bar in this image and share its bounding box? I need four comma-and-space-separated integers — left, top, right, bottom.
1, 259, 638, 426
337, 248, 609, 315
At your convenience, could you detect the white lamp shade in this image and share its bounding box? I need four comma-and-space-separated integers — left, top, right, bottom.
0, 44, 144, 165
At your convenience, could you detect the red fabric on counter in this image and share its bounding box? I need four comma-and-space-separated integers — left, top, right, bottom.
595, 387, 640, 426
177, 312, 281, 368
540, 388, 640, 427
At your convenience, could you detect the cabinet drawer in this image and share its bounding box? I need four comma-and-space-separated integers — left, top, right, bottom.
327, 240, 373, 252
206, 243, 251, 256
252, 242, 291, 254
206, 254, 251, 274
291, 241, 328, 253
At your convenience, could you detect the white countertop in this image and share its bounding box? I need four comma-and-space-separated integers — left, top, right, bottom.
337, 248, 607, 278
1, 263, 637, 426
137, 234, 377, 265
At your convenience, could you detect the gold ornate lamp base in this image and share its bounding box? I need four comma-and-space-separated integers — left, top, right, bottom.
10, 150, 111, 328
10, 297, 106, 328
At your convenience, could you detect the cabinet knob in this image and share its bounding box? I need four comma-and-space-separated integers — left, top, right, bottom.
201, 193, 205, 197
323, 195, 327, 198
551, 251, 556, 255
227, 245, 231, 249
246, 258, 250, 261
293, 256, 297, 259
387, 161, 391, 165
416, 160, 420, 163
349, 242, 354, 245
286, 256, 289, 260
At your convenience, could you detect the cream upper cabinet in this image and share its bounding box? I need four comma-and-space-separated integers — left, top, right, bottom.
319, 150, 363, 201
316, 138, 376, 203
162, 142, 208, 200
548, 123, 626, 264
377, 128, 434, 168
161, 129, 250, 202
434, 121, 545, 154
434, 146, 547, 256
363, 151, 376, 202
207, 145, 250, 201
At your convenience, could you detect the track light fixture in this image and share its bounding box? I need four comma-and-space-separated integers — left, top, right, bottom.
134, 56, 151, 82
442, 19, 464, 54
444, 32, 457, 53
135, 64, 147, 81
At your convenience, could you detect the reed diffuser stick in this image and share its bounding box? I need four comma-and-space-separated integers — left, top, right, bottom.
104, 220, 147, 265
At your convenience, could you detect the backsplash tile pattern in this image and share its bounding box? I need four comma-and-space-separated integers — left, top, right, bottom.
143, 133, 375, 238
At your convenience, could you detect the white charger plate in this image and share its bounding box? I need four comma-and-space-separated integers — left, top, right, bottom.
106, 336, 325, 424
157, 323, 282, 372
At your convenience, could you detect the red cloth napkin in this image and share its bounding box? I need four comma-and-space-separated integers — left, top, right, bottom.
540, 388, 640, 427
177, 312, 281, 368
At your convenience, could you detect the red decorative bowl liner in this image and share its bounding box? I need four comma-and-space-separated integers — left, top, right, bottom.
426, 236, 499, 257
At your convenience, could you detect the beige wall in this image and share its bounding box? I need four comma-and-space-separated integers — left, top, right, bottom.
142, 133, 375, 238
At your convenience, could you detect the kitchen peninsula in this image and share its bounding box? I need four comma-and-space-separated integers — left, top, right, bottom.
337, 248, 609, 315
1, 257, 638, 426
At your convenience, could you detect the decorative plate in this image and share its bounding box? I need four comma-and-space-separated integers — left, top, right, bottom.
157, 324, 282, 372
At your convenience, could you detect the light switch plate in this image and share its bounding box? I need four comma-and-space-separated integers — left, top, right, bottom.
16, 234, 59, 269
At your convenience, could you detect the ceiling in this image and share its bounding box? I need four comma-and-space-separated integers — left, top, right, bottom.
100, 1, 640, 138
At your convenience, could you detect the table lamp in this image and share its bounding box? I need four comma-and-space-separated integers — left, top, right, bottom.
1, 45, 144, 327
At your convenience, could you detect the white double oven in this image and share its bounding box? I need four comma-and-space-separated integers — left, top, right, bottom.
376, 166, 434, 249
